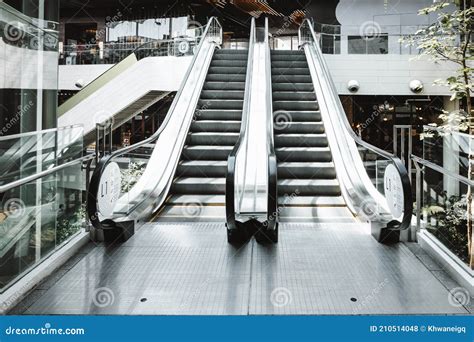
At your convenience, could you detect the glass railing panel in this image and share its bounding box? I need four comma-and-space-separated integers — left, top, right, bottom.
0, 126, 84, 185
420, 166, 471, 268
422, 126, 472, 179
0, 162, 85, 292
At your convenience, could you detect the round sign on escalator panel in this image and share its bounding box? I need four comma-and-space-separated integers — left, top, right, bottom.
98, 162, 121, 217
384, 164, 403, 218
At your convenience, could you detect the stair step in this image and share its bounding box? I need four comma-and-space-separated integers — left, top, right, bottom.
203, 82, 245, 91
273, 100, 318, 111
275, 134, 328, 147
278, 179, 341, 196
271, 54, 306, 62
176, 160, 227, 177
271, 50, 305, 56
200, 90, 244, 100
215, 49, 248, 55
272, 110, 320, 122
208, 66, 247, 75
278, 162, 337, 179
271, 83, 314, 92
206, 74, 246, 82
182, 146, 233, 160
271, 61, 308, 68
274, 122, 325, 134
272, 67, 310, 75
191, 120, 241, 133
172, 177, 225, 194
272, 92, 316, 101
187, 132, 239, 146
276, 147, 333, 162
278, 195, 346, 207
194, 109, 242, 121
211, 59, 247, 67
272, 75, 312, 83
197, 99, 243, 110
167, 194, 226, 205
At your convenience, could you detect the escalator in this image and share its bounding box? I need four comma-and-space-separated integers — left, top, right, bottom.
271, 50, 352, 222
157, 49, 248, 221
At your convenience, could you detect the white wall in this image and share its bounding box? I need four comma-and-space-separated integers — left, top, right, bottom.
325, 54, 458, 96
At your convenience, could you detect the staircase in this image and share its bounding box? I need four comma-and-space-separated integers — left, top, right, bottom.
156, 49, 248, 221
270, 50, 353, 222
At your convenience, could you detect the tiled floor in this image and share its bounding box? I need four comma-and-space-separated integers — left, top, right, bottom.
10, 222, 473, 315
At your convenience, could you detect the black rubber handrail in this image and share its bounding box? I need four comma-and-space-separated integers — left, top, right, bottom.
87, 17, 221, 229
300, 18, 412, 230
225, 18, 256, 233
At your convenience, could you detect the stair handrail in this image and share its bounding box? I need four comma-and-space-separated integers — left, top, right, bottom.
298, 18, 412, 232
226, 17, 256, 232
87, 17, 222, 229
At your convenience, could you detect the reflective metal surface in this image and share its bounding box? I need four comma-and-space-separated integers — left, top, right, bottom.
11, 222, 471, 315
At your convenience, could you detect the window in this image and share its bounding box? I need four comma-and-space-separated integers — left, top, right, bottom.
348, 34, 388, 54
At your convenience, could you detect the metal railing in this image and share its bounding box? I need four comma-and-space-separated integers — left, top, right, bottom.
59, 33, 202, 65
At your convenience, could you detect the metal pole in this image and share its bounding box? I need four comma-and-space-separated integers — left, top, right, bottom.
95, 124, 100, 163
413, 158, 422, 242
393, 125, 397, 157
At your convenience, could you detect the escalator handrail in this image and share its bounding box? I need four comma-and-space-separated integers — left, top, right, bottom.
300, 18, 412, 230
264, 17, 278, 231
87, 17, 222, 228
226, 17, 256, 231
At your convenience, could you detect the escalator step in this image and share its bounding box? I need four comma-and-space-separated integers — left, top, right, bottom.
274, 122, 325, 134
274, 133, 328, 147
203, 82, 245, 91
272, 75, 312, 83
277, 195, 346, 207
275, 147, 333, 162
277, 179, 341, 196
191, 120, 241, 132
273, 100, 318, 111
197, 99, 244, 110
271, 67, 310, 75
172, 177, 226, 195
277, 162, 337, 179
182, 146, 233, 161
187, 132, 239, 146
211, 59, 247, 67
271, 50, 305, 56
208, 66, 247, 75
271, 83, 314, 92
272, 92, 316, 101
271, 61, 308, 68
272, 111, 320, 122
270, 55, 306, 62
194, 109, 242, 121
206, 74, 246, 82
200, 90, 244, 100
176, 160, 227, 177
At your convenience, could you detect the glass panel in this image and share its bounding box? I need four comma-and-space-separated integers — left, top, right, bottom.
0, 126, 84, 185
0, 162, 85, 292
421, 167, 471, 268
422, 126, 473, 179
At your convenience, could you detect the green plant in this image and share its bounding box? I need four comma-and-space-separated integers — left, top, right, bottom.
56, 204, 86, 244
121, 162, 146, 193
425, 194, 469, 263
